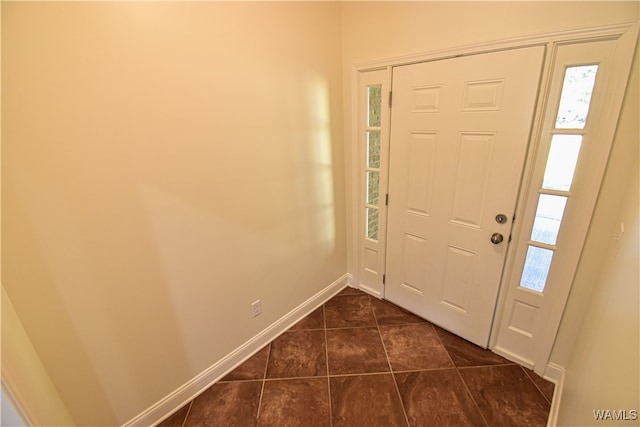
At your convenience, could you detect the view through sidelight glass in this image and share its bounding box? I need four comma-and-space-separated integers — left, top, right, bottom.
520, 64, 598, 293
555, 65, 598, 129
366, 85, 382, 240
542, 135, 582, 191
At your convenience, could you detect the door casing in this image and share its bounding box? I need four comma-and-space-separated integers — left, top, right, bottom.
351, 22, 639, 378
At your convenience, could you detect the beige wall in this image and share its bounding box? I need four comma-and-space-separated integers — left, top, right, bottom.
557, 150, 639, 425
551, 33, 639, 368
2, 2, 344, 425
1, 288, 75, 426
555, 35, 639, 426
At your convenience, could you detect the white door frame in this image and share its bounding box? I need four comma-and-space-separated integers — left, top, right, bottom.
351, 21, 639, 375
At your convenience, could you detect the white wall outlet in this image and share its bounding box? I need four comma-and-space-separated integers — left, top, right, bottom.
613, 222, 625, 257
251, 300, 262, 318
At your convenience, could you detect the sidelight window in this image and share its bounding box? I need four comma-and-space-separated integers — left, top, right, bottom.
520, 64, 598, 293
365, 85, 382, 241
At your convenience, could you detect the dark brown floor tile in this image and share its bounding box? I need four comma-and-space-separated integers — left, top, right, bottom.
395, 370, 485, 427
258, 378, 330, 427
523, 367, 555, 403
380, 323, 453, 371
459, 365, 551, 426
371, 298, 425, 325
335, 286, 365, 296
289, 307, 324, 331
184, 381, 261, 427
330, 374, 408, 427
266, 330, 326, 378
326, 327, 390, 375
435, 326, 512, 367
157, 402, 191, 427
221, 345, 270, 381
324, 294, 376, 328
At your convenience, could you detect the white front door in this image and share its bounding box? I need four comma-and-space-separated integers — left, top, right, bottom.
385, 47, 544, 347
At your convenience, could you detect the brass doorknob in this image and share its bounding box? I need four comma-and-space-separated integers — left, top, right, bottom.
490, 233, 504, 244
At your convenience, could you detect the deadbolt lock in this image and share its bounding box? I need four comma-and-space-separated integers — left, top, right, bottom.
495, 214, 508, 224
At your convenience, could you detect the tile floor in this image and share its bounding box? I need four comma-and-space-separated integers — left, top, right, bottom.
158, 287, 554, 427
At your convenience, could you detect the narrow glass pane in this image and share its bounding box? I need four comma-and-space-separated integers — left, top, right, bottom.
542, 134, 582, 191
531, 195, 568, 245
555, 65, 598, 129
368, 85, 382, 127
367, 171, 380, 206
366, 207, 379, 240
520, 246, 554, 293
367, 131, 381, 168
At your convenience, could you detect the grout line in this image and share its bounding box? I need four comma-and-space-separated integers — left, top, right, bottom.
262, 375, 329, 382
328, 371, 393, 379
325, 324, 379, 330
390, 367, 458, 374
375, 321, 426, 327
434, 322, 491, 427
455, 368, 490, 427
374, 299, 411, 427
255, 343, 272, 424
520, 366, 554, 405
218, 378, 271, 383
456, 362, 518, 370
263, 343, 271, 380
373, 297, 395, 376
323, 304, 334, 427
179, 401, 193, 427
433, 324, 457, 368
255, 379, 266, 425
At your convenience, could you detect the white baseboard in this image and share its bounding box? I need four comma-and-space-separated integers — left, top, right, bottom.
546, 363, 565, 427
346, 273, 354, 287
1, 378, 31, 427
491, 345, 535, 370
123, 274, 350, 427
543, 362, 564, 384
358, 283, 382, 299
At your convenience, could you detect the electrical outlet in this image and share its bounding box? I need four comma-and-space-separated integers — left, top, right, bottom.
251, 300, 262, 318
613, 222, 625, 257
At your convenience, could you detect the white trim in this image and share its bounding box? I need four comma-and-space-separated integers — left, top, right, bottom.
533, 22, 640, 372
490, 22, 639, 376
546, 364, 566, 427
123, 274, 350, 427
543, 362, 564, 384
1, 378, 31, 427
491, 345, 534, 370
352, 20, 639, 376
358, 283, 383, 299
354, 22, 636, 71
349, 65, 361, 288
353, 69, 392, 298
346, 272, 354, 288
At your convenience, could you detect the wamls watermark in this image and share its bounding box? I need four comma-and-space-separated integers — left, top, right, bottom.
593, 409, 638, 421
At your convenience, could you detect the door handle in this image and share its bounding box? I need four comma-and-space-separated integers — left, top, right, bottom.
490, 233, 504, 244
